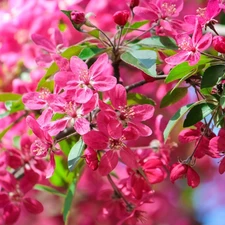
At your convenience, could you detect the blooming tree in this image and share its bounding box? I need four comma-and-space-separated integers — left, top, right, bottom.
1, 0, 225, 224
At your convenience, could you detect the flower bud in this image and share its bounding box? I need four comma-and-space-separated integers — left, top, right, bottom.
212, 35, 225, 53
130, 0, 139, 9
113, 10, 129, 27
70, 11, 86, 24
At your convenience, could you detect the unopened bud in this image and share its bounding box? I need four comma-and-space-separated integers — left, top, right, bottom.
113, 10, 130, 27
71, 11, 86, 24
130, 0, 139, 9
213, 35, 225, 53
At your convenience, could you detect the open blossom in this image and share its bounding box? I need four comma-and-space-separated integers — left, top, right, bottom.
99, 84, 154, 138
184, 0, 221, 28
0, 170, 43, 224
165, 19, 212, 66
61, 53, 117, 103
83, 119, 138, 175
133, 0, 189, 36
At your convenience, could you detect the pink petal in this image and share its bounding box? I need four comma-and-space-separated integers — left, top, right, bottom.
31, 33, 55, 52
46, 118, 69, 136
188, 52, 200, 66
89, 53, 109, 78
74, 87, 93, 103
170, 163, 188, 183
107, 120, 123, 139
83, 131, 108, 150
26, 116, 45, 141
219, 157, 225, 174
46, 152, 56, 178
53, 29, 64, 46
145, 168, 165, 184
120, 148, 138, 169
23, 198, 44, 214
192, 19, 202, 45
3, 203, 21, 224
54, 71, 75, 90
22, 92, 47, 110
74, 118, 90, 135
0, 193, 10, 208
178, 129, 200, 143
81, 93, 98, 115
129, 122, 152, 137
109, 84, 127, 109
187, 167, 200, 188
131, 104, 154, 121
70, 56, 88, 76
165, 50, 190, 65
209, 136, 225, 152
98, 151, 118, 176
92, 75, 117, 92
133, 6, 158, 21
196, 33, 212, 51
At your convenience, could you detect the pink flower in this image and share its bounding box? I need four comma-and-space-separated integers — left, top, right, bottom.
184, 0, 221, 28
165, 19, 212, 66
71, 11, 86, 24
170, 163, 200, 188
99, 84, 154, 138
83, 120, 138, 175
212, 35, 225, 53
62, 53, 117, 103
0, 170, 43, 224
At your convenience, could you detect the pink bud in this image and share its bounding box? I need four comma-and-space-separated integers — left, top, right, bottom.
130, 0, 139, 8
170, 163, 188, 183
71, 11, 86, 24
212, 36, 225, 53
113, 10, 129, 27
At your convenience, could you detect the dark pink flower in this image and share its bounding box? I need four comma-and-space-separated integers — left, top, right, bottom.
71, 11, 86, 24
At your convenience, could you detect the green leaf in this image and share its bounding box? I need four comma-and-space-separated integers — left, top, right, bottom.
163, 102, 203, 141
122, 20, 149, 35
5, 98, 25, 114
68, 138, 85, 171
160, 87, 188, 108
183, 103, 216, 127
220, 88, 225, 108
127, 93, 155, 106
138, 36, 177, 50
63, 179, 76, 223
0, 93, 22, 102
201, 65, 225, 89
79, 46, 104, 60
165, 62, 198, 83
88, 29, 100, 39
34, 184, 66, 197
121, 50, 157, 76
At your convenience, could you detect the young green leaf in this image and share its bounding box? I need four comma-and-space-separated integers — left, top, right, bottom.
201, 65, 225, 89
183, 103, 216, 127
0, 93, 22, 102
34, 184, 66, 197
122, 20, 149, 35
78, 46, 104, 60
160, 87, 188, 108
63, 179, 76, 223
121, 50, 157, 76
127, 93, 155, 106
68, 138, 85, 171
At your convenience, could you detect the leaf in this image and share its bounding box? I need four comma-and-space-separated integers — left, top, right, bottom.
127, 93, 155, 106
138, 36, 177, 50
160, 87, 188, 108
183, 103, 216, 127
88, 29, 100, 39
122, 20, 149, 35
201, 65, 225, 89
5, 98, 25, 114
163, 102, 204, 141
34, 184, 66, 197
68, 138, 85, 171
121, 50, 157, 76
63, 179, 76, 223
165, 62, 198, 83
220, 88, 225, 109
0, 93, 22, 102
79, 46, 104, 60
